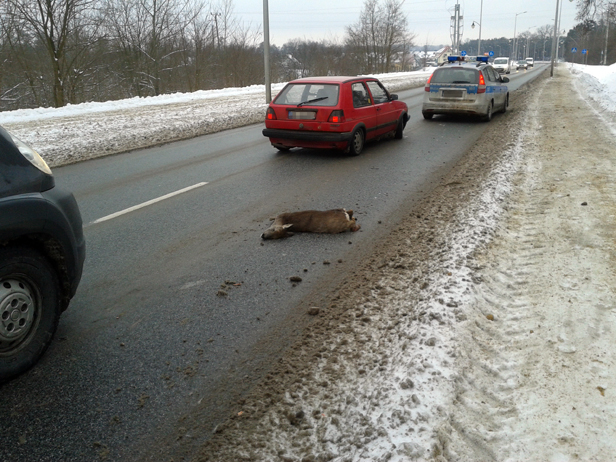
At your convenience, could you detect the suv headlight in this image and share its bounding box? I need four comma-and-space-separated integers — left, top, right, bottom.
9, 133, 52, 175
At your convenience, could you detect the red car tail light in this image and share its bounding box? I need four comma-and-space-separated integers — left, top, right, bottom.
424, 74, 433, 92
266, 107, 277, 120
328, 110, 345, 123
478, 72, 486, 94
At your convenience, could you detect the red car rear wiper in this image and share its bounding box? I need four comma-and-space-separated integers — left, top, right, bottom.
297, 96, 328, 107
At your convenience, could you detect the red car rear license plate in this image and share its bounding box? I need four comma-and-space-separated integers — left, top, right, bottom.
287, 110, 316, 120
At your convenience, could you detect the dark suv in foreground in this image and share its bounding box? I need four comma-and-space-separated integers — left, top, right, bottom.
0, 126, 85, 381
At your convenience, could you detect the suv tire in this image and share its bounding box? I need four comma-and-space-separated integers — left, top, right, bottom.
0, 246, 61, 381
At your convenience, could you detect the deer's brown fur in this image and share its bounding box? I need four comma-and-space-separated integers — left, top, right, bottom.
261, 209, 360, 240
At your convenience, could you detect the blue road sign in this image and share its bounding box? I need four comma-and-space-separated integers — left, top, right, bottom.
489, 51, 494, 57
582, 49, 588, 54
572, 47, 577, 53
461, 50, 467, 56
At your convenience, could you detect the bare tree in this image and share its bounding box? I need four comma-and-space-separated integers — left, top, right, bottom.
575, 0, 615, 21
575, 0, 615, 64
345, 0, 414, 74
1, 0, 101, 107
177, 6, 213, 92
0, 0, 431, 111
223, 26, 262, 87
103, 0, 202, 96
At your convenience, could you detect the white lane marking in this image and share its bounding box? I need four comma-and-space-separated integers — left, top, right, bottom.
89, 182, 208, 225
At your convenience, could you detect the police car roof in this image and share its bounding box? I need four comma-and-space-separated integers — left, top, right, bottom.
443, 55, 490, 68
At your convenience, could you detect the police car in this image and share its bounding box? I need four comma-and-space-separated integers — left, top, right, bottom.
422, 56, 509, 121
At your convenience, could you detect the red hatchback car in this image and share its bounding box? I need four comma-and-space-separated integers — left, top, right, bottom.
263, 76, 409, 156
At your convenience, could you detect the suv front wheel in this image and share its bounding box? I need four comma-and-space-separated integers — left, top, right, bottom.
0, 246, 62, 382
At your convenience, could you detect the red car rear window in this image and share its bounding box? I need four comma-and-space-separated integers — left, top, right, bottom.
274, 83, 339, 107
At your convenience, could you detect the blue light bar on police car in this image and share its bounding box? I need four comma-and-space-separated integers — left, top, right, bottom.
476, 56, 489, 62
447, 56, 464, 62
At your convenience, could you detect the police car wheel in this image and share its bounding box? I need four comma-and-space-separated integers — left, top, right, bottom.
502, 95, 509, 113
422, 112, 433, 120
483, 102, 493, 122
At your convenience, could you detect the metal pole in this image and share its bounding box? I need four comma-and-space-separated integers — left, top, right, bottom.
555, 0, 563, 63
604, 6, 610, 65
263, 0, 271, 103
478, 0, 483, 55
455, 2, 460, 53
550, 0, 560, 76
513, 12, 526, 60
513, 17, 518, 60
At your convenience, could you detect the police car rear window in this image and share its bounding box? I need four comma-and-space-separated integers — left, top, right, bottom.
431, 68, 479, 85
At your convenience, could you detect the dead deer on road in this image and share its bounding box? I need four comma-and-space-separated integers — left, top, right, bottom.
261, 209, 361, 240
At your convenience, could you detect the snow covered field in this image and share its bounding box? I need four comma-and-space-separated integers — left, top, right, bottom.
0, 71, 432, 167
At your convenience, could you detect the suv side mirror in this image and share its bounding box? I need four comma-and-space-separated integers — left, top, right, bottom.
501, 77, 510, 83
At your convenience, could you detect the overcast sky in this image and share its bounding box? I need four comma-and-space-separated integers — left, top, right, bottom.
232, 0, 579, 48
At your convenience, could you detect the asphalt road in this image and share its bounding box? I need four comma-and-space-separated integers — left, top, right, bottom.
0, 65, 546, 462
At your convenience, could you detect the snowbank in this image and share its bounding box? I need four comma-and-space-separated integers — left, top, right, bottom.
570, 62, 616, 113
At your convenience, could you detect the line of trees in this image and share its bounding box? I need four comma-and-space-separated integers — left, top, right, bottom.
461, 25, 556, 61
562, 18, 615, 64
0, 0, 414, 111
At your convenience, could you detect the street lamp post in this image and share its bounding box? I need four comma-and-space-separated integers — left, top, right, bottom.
550, 0, 560, 76
513, 11, 527, 60
263, 0, 271, 103
472, 21, 482, 55
478, 0, 483, 55
603, 4, 612, 65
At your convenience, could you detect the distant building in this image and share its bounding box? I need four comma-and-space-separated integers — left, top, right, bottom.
435, 46, 453, 65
